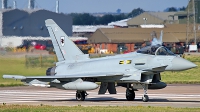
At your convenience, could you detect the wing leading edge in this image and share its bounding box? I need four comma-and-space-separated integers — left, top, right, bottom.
3, 72, 124, 80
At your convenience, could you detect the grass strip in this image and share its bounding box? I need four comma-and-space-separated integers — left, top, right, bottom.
0, 105, 200, 112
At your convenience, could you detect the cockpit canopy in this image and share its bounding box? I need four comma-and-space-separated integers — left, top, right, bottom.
137, 45, 175, 56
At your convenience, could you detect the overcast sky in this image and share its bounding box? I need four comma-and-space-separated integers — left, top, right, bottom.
5, 0, 189, 13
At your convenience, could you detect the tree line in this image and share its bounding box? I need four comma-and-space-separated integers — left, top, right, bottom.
69, 8, 144, 25
69, 7, 186, 25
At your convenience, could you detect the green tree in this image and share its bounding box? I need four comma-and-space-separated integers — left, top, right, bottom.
99, 14, 114, 25
168, 7, 177, 12
114, 13, 127, 21
179, 6, 186, 11
69, 8, 146, 25
165, 7, 178, 12
70, 13, 97, 25
127, 8, 144, 18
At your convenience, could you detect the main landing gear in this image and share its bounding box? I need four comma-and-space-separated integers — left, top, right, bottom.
125, 84, 149, 102
76, 91, 88, 101
126, 84, 135, 101
126, 88, 135, 101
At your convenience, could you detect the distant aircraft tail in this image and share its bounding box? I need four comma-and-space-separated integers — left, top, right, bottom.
151, 30, 163, 46
157, 30, 163, 45
45, 19, 88, 62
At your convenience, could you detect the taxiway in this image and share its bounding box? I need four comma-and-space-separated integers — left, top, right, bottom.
0, 84, 199, 108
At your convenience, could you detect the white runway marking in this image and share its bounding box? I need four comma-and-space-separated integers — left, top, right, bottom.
0, 90, 200, 103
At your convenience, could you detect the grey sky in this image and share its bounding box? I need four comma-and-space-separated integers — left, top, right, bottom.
6, 0, 189, 13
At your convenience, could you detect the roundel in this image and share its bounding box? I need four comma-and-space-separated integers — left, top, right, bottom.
61, 36, 65, 47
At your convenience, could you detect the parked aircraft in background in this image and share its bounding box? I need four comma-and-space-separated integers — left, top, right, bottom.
3, 19, 197, 102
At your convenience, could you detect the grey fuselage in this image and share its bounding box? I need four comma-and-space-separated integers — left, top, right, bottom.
55, 51, 196, 83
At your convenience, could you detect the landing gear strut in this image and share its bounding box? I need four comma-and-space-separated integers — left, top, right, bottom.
76, 91, 88, 101
142, 84, 149, 102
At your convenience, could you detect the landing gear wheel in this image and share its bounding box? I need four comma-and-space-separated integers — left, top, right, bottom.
126, 89, 135, 101
142, 84, 149, 102
76, 91, 86, 101
142, 95, 149, 102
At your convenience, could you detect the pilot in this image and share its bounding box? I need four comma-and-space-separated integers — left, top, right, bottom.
147, 50, 151, 54
151, 46, 156, 54
158, 49, 166, 55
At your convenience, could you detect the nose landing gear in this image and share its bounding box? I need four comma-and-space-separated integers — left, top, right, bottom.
142, 84, 149, 102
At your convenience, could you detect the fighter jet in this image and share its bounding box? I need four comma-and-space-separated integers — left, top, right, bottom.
3, 19, 197, 102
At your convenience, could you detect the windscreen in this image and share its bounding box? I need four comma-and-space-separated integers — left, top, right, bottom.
137, 45, 175, 56
155, 46, 174, 56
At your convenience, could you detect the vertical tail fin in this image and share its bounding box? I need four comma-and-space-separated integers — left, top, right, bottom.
45, 19, 85, 62
158, 30, 163, 45
151, 30, 163, 46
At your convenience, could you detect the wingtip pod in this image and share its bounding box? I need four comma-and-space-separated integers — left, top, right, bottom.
3, 75, 26, 80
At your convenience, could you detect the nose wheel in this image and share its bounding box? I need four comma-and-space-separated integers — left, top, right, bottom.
142, 95, 149, 102
76, 91, 87, 101
142, 84, 149, 102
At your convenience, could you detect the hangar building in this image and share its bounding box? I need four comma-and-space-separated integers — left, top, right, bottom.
88, 24, 200, 53
0, 9, 72, 37
127, 12, 178, 27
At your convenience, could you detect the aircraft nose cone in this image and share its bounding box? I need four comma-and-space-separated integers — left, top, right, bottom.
172, 57, 197, 71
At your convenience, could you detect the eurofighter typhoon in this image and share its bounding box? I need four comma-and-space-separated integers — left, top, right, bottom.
3, 19, 197, 102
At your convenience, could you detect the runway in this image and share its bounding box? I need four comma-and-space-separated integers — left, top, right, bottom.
0, 84, 200, 108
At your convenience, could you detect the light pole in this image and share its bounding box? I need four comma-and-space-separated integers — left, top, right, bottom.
192, 0, 196, 45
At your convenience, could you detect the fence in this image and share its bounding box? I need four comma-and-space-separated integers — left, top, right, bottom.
25, 54, 200, 68
25, 55, 57, 68
25, 54, 115, 68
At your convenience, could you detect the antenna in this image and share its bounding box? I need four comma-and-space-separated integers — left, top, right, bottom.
13, 1, 16, 9
1, 0, 8, 9
28, 0, 35, 9
56, 0, 59, 13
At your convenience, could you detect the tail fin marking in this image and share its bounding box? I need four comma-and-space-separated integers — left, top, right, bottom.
45, 19, 84, 62
47, 26, 65, 61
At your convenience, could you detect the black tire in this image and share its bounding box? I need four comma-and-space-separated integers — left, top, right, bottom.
142, 95, 149, 102
76, 91, 85, 101
126, 89, 135, 101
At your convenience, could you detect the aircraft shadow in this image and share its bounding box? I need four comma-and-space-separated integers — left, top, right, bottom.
35, 97, 200, 103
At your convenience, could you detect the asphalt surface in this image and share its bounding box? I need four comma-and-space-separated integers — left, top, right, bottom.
0, 84, 200, 108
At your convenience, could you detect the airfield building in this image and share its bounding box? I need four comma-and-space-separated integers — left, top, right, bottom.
88, 24, 200, 53
0, 9, 72, 37
127, 12, 178, 27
